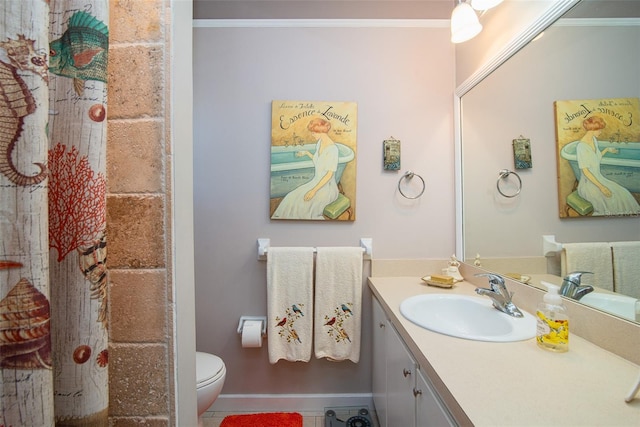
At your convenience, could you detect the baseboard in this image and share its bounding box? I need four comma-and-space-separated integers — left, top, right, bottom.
208, 393, 373, 413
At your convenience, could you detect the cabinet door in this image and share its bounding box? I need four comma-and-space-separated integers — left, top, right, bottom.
386, 323, 417, 427
372, 298, 388, 427
415, 368, 456, 427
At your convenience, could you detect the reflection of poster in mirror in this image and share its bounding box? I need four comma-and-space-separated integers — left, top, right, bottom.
270, 100, 357, 221
554, 98, 640, 218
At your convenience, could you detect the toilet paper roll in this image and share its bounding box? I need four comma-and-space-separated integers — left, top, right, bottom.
241, 320, 263, 348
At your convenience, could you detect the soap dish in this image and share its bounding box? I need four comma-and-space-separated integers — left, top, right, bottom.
421, 275, 455, 289
505, 273, 531, 283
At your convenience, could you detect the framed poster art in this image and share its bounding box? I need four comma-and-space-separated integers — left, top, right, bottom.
270, 100, 357, 221
554, 97, 640, 218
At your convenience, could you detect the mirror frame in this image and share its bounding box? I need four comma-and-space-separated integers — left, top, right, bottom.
454, 0, 582, 260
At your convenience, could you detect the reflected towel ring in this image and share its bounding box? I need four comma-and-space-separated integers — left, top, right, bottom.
496, 169, 522, 198
398, 171, 425, 199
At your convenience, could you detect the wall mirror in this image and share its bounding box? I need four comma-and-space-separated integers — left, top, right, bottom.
457, 0, 640, 323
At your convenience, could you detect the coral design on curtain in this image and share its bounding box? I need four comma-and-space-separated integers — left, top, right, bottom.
0, 1, 109, 425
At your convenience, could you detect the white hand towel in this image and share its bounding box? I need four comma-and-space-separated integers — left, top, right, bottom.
611, 241, 640, 299
267, 247, 314, 364
561, 242, 613, 291
314, 247, 363, 363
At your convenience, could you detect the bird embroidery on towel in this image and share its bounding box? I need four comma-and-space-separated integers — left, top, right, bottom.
323, 303, 354, 343
274, 303, 305, 343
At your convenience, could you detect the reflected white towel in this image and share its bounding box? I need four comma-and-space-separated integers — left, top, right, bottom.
267, 247, 314, 364
314, 247, 363, 363
611, 241, 640, 299
561, 242, 613, 291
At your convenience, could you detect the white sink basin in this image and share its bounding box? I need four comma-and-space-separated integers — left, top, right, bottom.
399, 294, 536, 342
580, 292, 638, 322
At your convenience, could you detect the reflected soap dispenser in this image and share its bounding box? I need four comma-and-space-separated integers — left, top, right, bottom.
536, 282, 569, 352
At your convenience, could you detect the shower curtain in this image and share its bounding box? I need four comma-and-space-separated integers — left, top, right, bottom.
1, 1, 109, 425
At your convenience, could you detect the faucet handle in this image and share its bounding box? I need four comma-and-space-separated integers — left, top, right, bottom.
474, 273, 523, 317
564, 271, 593, 284
474, 273, 505, 290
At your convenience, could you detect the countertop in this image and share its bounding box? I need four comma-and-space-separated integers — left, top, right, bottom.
369, 276, 640, 426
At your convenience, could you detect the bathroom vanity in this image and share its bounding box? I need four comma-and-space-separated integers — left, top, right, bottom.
369, 276, 640, 426
373, 296, 457, 427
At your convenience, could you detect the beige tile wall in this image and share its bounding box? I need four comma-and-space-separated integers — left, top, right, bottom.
107, 0, 174, 425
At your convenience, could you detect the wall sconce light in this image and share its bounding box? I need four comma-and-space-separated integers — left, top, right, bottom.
470, 0, 504, 11
451, 0, 482, 44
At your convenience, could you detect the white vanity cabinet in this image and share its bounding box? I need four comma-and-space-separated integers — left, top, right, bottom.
415, 368, 456, 427
385, 317, 418, 426
372, 295, 388, 427
372, 298, 456, 427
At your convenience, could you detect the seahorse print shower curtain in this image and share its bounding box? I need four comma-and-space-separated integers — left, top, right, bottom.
0, 1, 109, 426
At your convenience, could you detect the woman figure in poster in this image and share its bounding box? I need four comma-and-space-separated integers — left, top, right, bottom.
575, 116, 640, 216
272, 117, 340, 220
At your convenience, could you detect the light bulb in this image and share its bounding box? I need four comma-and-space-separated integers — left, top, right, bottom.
451, 2, 482, 43
471, 0, 503, 11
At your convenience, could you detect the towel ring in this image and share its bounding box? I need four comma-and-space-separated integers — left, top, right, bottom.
496, 169, 522, 198
398, 171, 425, 199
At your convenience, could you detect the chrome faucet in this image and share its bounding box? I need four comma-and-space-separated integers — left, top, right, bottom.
560, 271, 594, 300
474, 273, 524, 317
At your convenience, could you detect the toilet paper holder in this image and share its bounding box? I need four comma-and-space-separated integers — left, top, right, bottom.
237, 316, 267, 336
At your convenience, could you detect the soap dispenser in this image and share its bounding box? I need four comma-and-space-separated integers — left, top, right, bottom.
536, 282, 569, 352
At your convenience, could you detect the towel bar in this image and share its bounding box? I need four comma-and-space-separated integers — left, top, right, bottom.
543, 235, 563, 256
257, 237, 373, 260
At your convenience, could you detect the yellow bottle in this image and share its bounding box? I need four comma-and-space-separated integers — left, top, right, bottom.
536, 282, 569, 352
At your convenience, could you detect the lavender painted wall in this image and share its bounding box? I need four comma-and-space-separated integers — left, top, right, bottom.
193, 23, 455, 395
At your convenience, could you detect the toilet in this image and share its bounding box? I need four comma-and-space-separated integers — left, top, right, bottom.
196, 352, 226, 424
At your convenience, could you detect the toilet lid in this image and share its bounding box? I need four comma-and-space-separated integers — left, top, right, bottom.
196, 352, 225, 385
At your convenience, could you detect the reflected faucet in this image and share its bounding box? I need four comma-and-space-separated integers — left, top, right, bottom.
560, 271, 594, 300
474, 273, 524, 318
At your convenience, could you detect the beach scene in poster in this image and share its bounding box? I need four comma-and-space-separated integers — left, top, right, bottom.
270, 101, 357, 221
554, 98, 640, 218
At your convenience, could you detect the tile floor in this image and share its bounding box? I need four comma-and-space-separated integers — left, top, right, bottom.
201, 407, 379, 427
